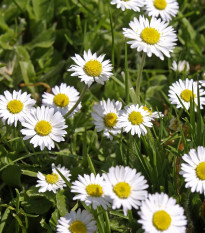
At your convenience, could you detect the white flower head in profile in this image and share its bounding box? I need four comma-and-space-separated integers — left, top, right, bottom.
110, 0, 144, 12
171, 60, 190, 73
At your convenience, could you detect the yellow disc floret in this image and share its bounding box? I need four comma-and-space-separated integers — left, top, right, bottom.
196, 162, 205, 180
153, 210, 171, 231
104, 113, 117, 128
45, 173, 59, 184
53, 93, 69, 107
143, 106, 152, 115
7, 100, 23, 114
83, 60, 102, 77
180, 89, 195, 102
154, 0, 167, 10
35, 120, 52, 136
70, 220, 87, 233
113, 182, 131, 199
128, 111, 143, 125
86, 184, 103, 197
141, 28, 160, 45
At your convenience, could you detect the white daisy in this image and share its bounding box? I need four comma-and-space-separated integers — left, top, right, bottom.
71, 173, 111, 210
138, 193, 187, 233
68, 49, 113, 87
123, 16, 177, 60
180, 146, 205, 194
91, 99, 122, 140
118, 104, 152, 136
144, 0, 179, 22
0, 90, 36, 127
171, 60, 190, 73
103, 166, 148, 216
42, 83, 81, 117
168, 78, 205, 110
36, 163, 71, 193
57, 209, 97, 233
110, 0, 144, 12
142, 106, 163, 120
21, 106, 67, 150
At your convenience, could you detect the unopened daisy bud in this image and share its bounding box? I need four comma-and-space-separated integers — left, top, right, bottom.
138, 193, 187, 233
110, 0, 144, 12
36, 163, 71, 193
123, 16, 177, 60
92, 98, 122, 140
118, 104, 153, 136
21, 106, 67, 150
171, 60, 190, 73
42, 83, 81, 117
103, 165, 148, 216
71, 173, 111, 210
68, 49, 113, 87
57, 209, 97, 233
0, 90, 36, 127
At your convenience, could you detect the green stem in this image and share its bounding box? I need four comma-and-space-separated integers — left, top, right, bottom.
136, 53, 146, 105
109, 7, 115, 70
125, 41, 129, 104
64, 84, 88, 118
104, 211, 111, 233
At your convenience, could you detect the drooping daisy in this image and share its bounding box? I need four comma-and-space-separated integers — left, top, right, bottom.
123, 16, 177, 60
57, 209, 97, 233
21, 106, 67, 150
71, 173, 111, 209
168, 78, 205, 110
171, 60, 190, 73
103, 166, 148, 216
42, 83, 81, 117
110, 0, 144, 12
36, 163, 71, 193
180, 146, 205, 194
144, 0, 179, 22
142, 106, 163, 120
138, 193, 187, 233
118, 104, 152, 136
168, 117, 182, 131
0, 90, 36, 126
68, 49, 113, 87
91, 99, 122, 140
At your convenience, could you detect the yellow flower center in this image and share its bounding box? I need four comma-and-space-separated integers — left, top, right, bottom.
113, 182, 131, 199
143, 106, 152, 115
83, 60, 102, 77
196, 162, 205, 180
35, 120, 52, 136
104, 112, 118, 128
154, 0, 167, 10
7, 100, 23, 114
128, 111, 143, 125
141, 28, 160, 45
180, 89, 195, 102
53, 93, 69, 107
45, 173, 59, 184
86, 184, 103, 197
70, 220, 87, 233
153, 210, 171, 231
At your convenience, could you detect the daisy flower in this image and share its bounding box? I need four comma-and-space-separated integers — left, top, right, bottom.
36, 163, 71, 193
42, 83, 81, 116
180, 146, 205, 194
123, 16, 177, 60
91, 99, 122, 140
138, 193, 187, 233
171, 60, 190, 73
103, 166, 148, 216
21, 106, 67, 150
168, 117, 182, 131
0, 90, 36, 126
68, 49, 113, 87
71, 173, 111, 209
168, 78, 205, 110
57, 209, 97, 233
118, 104, 152, 136
142, 106, 163, 120
144, 0, 179, 22
110, 0, 144, 12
